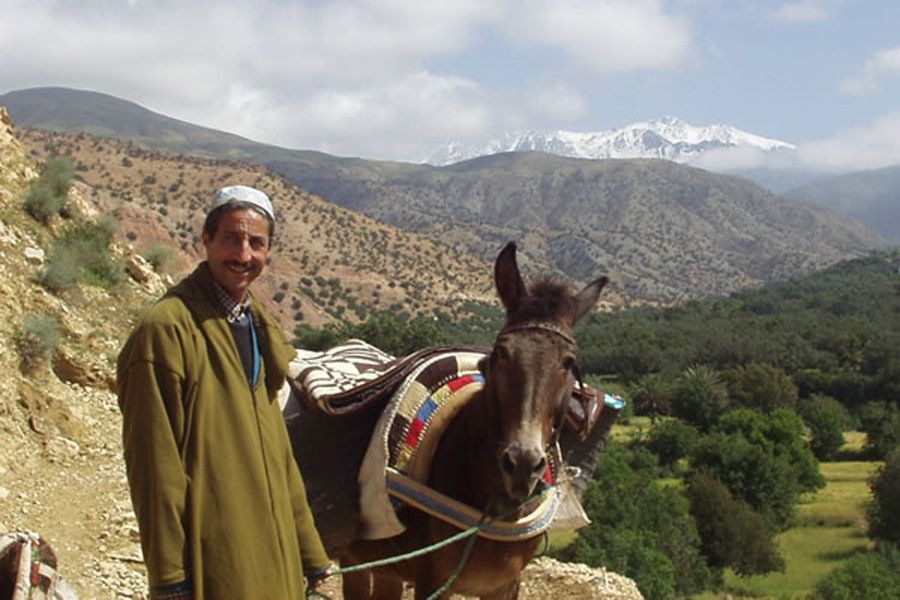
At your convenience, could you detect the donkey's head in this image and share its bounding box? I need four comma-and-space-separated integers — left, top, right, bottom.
483, 242, 607, 503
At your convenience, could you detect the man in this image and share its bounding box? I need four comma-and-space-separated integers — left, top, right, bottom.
117, 185, 331, 599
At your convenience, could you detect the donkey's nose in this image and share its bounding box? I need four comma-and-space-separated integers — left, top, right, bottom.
501, 444, 547, 494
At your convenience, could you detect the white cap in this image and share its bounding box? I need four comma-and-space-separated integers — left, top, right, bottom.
211, 185, 274, 222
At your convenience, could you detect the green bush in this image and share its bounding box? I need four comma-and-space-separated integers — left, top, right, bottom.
142, 244, 173, 271
799, 394, 848, 460
646, 418, 701, 468
690, 408, 824, 528
686, 471, 785, 576
38, 220, 123, 292
24, 183, 65, 224
43, 155, 75, 197
17, 315, 62, 372
37, 251, 80, 292
23, 156, 75, 223
859, 401, 900, 459
867, 448, 900, 545
554, 447, 711, 599
808, 548, 900, 600
671, 365, 728, 431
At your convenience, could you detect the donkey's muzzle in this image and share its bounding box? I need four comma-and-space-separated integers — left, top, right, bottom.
500, 443, 547, 501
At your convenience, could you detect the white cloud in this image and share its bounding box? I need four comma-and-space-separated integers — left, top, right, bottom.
796, 113, 900, 172
840, 47, 900, 95
511, 0, 694, 73
693, 113, 900, 175
530, 83, 588, 122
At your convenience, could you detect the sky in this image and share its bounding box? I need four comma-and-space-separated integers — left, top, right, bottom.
2, 0, 899, 173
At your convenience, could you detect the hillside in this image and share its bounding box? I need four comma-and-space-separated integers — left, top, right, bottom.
14, 127, 590, 330
295, 152, 886, 303
785, 164, 900, 242
0, 109, 642, 598
2, 87, 889, 305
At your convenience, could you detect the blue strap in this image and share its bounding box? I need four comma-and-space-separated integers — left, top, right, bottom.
248, 315, 261, 387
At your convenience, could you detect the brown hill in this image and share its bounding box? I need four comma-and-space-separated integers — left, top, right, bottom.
15, 127, 610, 330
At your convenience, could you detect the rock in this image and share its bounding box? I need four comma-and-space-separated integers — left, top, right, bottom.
25, 246, 45, 265
45, 436, 81, 462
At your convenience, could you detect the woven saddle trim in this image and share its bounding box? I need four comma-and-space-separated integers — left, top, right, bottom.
386, 469, 560, 541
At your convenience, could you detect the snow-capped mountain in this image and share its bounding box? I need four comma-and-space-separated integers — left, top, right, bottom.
424, 116, 795, 166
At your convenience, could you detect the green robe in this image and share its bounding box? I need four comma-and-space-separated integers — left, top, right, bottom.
117, 263, 330, 599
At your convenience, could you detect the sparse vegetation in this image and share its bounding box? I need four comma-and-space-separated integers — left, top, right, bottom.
38, 217, 123, 292
16, 314, 62, 372
23, 155, 75, 223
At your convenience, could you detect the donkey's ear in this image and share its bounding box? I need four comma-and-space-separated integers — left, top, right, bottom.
574, 276, 608, 322
495, 241, 528, 313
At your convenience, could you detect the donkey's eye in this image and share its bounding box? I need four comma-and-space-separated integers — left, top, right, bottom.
562, 355, 576, 371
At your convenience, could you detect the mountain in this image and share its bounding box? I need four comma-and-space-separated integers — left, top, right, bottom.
1, 87, 889, 305
424, 116, 795, 166
784, 164, 900, 242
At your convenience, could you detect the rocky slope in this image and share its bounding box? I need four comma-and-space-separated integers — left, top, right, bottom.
0, 108, 642, 599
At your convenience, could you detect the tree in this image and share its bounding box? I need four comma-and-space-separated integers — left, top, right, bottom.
646, 418, 700, 469
725, 363, 798, 412
630, 371, 675, 417
859, 401, 900, 459
810, 549, 900, 600
690, 408, 824, 528
799, 394, 848, 460
685, 471, 785, 576
555, 447, 710, 600
671, 365, 728, 431
867, 447, 900, 545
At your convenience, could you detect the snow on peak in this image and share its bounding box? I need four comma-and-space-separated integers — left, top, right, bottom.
424, 117, 795, 166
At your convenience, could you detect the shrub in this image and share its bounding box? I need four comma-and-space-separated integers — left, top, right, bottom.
809, 549, 900, 600
799, 394, 848, 460
43, 155, 75, 197
24, 183, 65, 224
554, 447, 711, 599
37, 251, 80, 292
671, 365, 728, 431
142, 244, 173, 271
38, 220, 123, 292
690, 408, 824, 528
725, 363, 798, 412
859, 401, 900, 459
24, 156, 75, 223
867, 448, 900, 545
686, 471, 785, 576
17, 315, 62, 372
646, 418, 700, 468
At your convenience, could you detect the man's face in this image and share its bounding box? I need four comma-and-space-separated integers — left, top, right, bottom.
202, 208, 270, 301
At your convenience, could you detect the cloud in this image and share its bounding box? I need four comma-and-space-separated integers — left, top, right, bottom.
796, 113, 900, 172
770, 0, 844, 22
692, 113, 900, 175
530, 83, 588, 122
840, 47, 900, 95
511, 0, 694, 73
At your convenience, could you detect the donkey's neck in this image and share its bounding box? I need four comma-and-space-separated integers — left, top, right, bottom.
428, 390, 501, 513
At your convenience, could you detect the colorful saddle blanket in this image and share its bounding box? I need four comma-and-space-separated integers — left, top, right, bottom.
287, 340, 487, 414
357, 349, 568, 541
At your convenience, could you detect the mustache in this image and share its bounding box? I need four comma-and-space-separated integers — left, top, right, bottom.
225, 261, 253, 269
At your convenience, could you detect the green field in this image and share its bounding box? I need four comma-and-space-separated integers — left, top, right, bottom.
697, 460, 879, 600
591, 420, 880, 599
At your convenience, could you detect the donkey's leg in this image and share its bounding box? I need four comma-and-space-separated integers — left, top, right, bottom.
371, 573, 404, 600
340, 551, 372, 600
